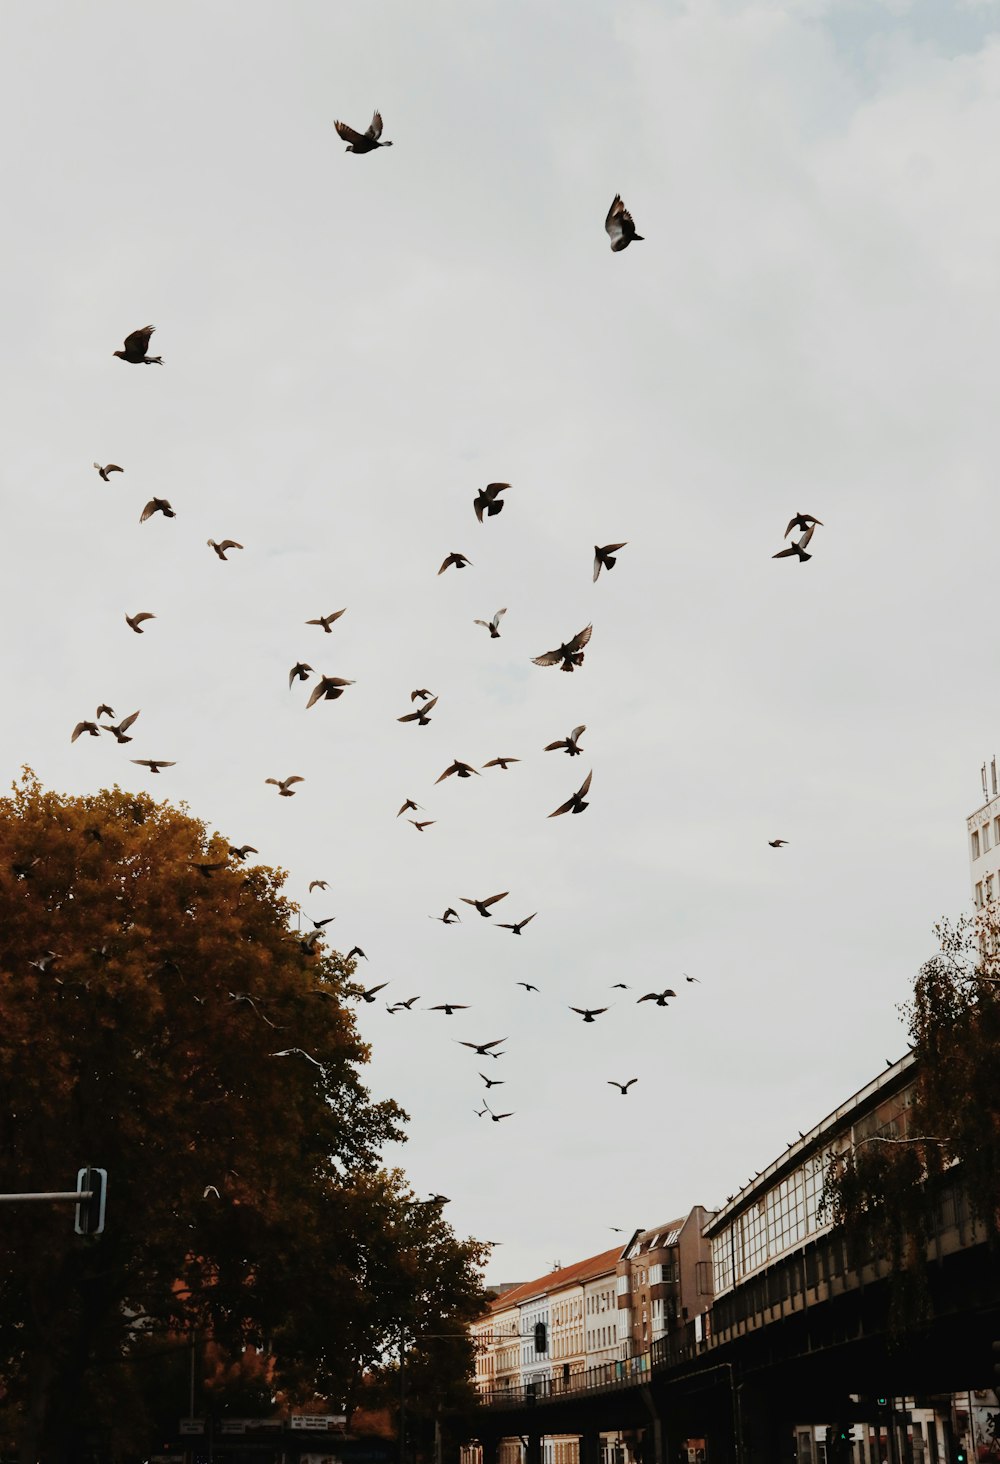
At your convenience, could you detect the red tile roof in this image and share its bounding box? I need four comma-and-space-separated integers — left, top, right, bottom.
487, 1245, 623, 1313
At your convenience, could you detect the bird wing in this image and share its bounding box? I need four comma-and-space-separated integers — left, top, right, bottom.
783, 515, 801, 538
591, 1008, 609, 1016
437, 555, 456, 574
605, 195, 624, 241
218, 540, 243, 552
625, 1079, 638, 1090
473, 619, 489, 629
519, 913, 537, 929
283, 776, 305, 788
602, 542, 627, 554
70, 723, 90, 742
568, 624, 593, 653
435, 764, 458, 782
637, 994, 657, 1003
139, 500, 159, 522
797, 522, 816, 550
118, 710, 141, 732
309, 880, 327, 891
570, 1008, 588, 1016
459, 897, 478, 907
481, 892, 509, 908
123, 326, 155, 355
533, 649, 564, 667
444, 908, 459, 920
481, 1037, 506, 1049
493, 608, 507, 627
570, 725, 586, 743
578, 770, 593, 797
104, 464, 123, 475
549, 797, 575, 818
131, 759, 153, 768
335, 119, 367, 146
543, 739, 568, 751
771, 545, 798, 559
131, 612, 155, 625
593, 548, 603, 582
305, 683, 326, 709
367, 110, 384, 139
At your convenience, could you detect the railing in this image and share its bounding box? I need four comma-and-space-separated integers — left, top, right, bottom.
477, 1352, 653, 1408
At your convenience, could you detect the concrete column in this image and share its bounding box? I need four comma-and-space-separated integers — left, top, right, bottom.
581, 1433, 603, 1464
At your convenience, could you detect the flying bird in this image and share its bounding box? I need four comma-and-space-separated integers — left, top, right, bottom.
357, 982, 388, 1003
93, 462, 123, 481
387, 996, 420, 1013
608, 1079, 638, 1095
487, 1110, 514, 1123
411, 689, 434, 702
784, 512, 823, 538
409, 819, 436, 832
684, 973, 701, 984
517, 982, 539, 993
139, 497, 175, 522
772, 523, 817, 562
593, 543, 627, 581
545, 725, 585, 756
474, 608, 507, 638
202, 1185, 221, 1200
289, 662, 313, 688
473, 482, 510, 522
533, 624, 592, 672
114, 325, 162, 364
189, 860, 228, 878
266, 775, 304, 796
131, 759, 175, 774
308, 879, 328, 892
271, 1047, 324, 1070
306, 610, 347, 633
479, 1073, 505, 1088
397, 799, 423, 817
208, 539, 243, 560
605, 195, 643, 252
460, 892, 508, 917
549, 770, 593, 818
436, 759, 479, 782
96, 704, 114, 719
438, 552, 472, 574
346, 946, 367, 961
611, 983, 630, 990
306, 675, 355, 709
71, 721, 100, 743
458, 1037, 507, 1055
102, 710, 140, 744
482, 756, 519, 771
638, 990, 676, 1007
431, 908, 461, 924
334, 110, 393, 152
311, 916, 336, 929
497, 913, 536, 935
125, 611, 156, 634
398, 696, 438, 726
428, 1003, 469, 1016
228, 844, 258, 861
768, 838, 788, 848
570, 1007, 608, 1023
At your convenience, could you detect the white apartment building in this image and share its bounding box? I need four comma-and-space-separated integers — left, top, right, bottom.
967, 757, 1000, 912
583, 1267, 620, 1367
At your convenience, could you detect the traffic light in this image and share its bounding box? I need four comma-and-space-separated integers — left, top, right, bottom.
533, 1322, 547, 1354
74, 1167, 107, 1236
955, 1447, 967, 1464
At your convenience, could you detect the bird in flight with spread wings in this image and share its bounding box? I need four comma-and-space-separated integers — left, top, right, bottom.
208, 539, 243, 561
398, 697, 437, 726
773, 522, 818, 562
266, 775, 304, 797
545, 725, 586, 756
334, 110, 393, 152
549, 771, 592, 818
570, 1006, 608, 1023
93, 462, 123, 482
114, 325, 162, 364
437, 758, 479, 782
605, 196, 643, 252
306, 610, 347, 633
140, 497, 175, 522
533, 624, 592, 673
638, 989, 676, 1007
473, 482, 510, 522
438, 551, 472, 575
608, 1078, 638, 1095
461, 892, 508, 918
593, 542, 627, 581
306, 676, 355, 709
497, 913, 536, 935
474, 608, 506, 639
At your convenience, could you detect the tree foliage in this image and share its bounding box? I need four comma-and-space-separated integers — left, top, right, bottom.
0, 772, 488, 1462
824, 913, 1000, 1330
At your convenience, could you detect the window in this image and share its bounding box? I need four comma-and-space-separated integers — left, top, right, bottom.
984, 823, 992, 852
994, 816, 1000, 845
972, 830, 981, 859
976, 882, 984, 908
988, 875, 994, 904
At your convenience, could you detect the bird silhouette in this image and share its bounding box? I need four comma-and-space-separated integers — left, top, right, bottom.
93, 462, 123, 481
438, 552, 472, 575
428, 1003, 469, 1015
306, 610, 347, 633
139, 497, 175, 522
103, 710, 140, 744
228, 844, 258, 861
684, 973, 701, 984
266, 775, 304, 796
437, 759, 479, 782
308, 879, 328, 892
497, 913, 536, 935
487, 1110, 514, 1123
335, 111, 392, 152
638, 990, 676, 1007
208, 539, 243, 560
474, 483, 510, 522
611, 983, 630, 990
479, 1073, 505, 1089
411, 689, 434, 702
517, 982, 540, 993
458, 1037, 507, 1055
306, 676, 355, 709
71, 721, 100, 743
549, 771, 593, 818
608, 1079, 638, 1095
605, 196, 643, 251
289, 663, 313, 688
409, 820, 436, 832
189, 861, 228, 878
271, 1047, 324, 1069
398, 697, 437, 726
772, 523, 816, 562
357, 982, 388, 1003
474, 608, 507, 638
570, 1007, 608, 1023
593, 543, 627, 581
461, 892, 508, 917
131, 759, 175, 774
431, 908, 461, 924
784, 512, 823, 538
533, 624, 592, 672
768, 839, 788, 848
545, 725, 586, 756
114, 325, 162, 364
482, 756, 519, 771
397, 799, 422, 817
125, 611, 156, 634
346, 947, 367, 962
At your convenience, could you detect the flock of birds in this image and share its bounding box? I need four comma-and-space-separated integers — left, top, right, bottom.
64, 110, 822, 1146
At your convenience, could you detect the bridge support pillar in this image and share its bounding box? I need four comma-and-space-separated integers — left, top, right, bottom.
580, 1432, 603, 1464
639, 1387, 665, 1464
524, 1431, 543, 1464
737, 1383, 792, 1464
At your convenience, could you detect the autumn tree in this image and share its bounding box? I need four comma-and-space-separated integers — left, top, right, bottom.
825, 911, 1000, 1329
0, 773, 487, 1462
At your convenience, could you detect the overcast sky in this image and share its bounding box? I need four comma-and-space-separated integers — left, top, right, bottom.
3, 0, 998, 1286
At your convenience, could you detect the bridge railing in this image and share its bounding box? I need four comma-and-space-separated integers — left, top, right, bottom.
477, 1352, 654, 1409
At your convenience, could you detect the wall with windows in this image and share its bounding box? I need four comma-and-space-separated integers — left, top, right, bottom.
967, 785, 1000, 911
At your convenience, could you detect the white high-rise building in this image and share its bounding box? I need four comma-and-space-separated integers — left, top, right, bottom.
966, 756, 1000, 911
